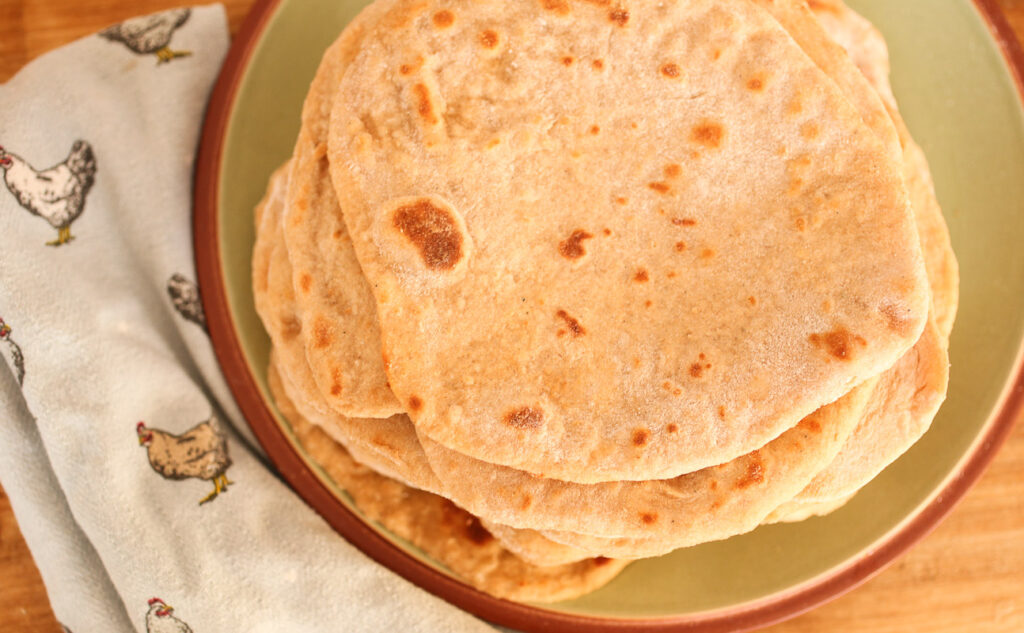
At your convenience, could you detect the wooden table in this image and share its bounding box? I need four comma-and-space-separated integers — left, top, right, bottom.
1, 1, 1023, 631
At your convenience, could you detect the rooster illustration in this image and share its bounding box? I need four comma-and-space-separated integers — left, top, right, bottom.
145, 597, 193, 633
0, 141, 96, 246
137, 416, 233, 505
0, 317, 25, 386
100, 9, 192, 65
167, 274, 207, 331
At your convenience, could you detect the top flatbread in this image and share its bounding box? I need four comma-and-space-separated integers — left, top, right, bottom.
326, 0, 930, 481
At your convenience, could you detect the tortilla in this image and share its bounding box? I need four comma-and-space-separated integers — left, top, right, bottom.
267, 354, 628, 600
282, 3, 403, 419
326, 0, 930, 482
255, 154, 598, 565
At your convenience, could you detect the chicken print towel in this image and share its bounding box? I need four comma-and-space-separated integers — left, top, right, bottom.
0, 6, 497, 632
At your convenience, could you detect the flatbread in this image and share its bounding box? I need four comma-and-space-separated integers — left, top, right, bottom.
326, 0, 930, 482
267, 354, 628, 601
764, 0, 956, 517
808, 0, 958, 338
258, 119, 871, 546
283, 3, 403, 418
255, 152, 598, 565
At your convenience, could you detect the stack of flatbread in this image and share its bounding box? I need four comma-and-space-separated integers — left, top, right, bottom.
252, 0, 957, 602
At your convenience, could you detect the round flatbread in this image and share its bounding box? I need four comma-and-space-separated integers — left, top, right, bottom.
267, 354, 628, 600
326, 0, 930, 482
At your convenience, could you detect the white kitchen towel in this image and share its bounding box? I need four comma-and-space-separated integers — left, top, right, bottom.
0, 5, 496, 632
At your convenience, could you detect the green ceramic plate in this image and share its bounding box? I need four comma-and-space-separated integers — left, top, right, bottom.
194, 1, 1024, 630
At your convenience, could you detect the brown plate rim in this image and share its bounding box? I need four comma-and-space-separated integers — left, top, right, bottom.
193, 1, 1024, 631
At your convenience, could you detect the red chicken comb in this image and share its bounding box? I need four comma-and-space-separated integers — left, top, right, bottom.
136, 421, 147, 431
148, 597, 163, 606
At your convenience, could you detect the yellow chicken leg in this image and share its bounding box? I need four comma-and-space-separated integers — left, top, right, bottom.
219, 473, 234, 489
199, 477, 224, 505
46, 226, 75, 247
155, 47, 192, 64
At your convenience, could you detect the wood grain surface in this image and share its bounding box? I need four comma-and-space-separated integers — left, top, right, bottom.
1, 1, 1022, 632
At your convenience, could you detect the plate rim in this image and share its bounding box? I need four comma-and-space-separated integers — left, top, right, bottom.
193, 1, 1024, 631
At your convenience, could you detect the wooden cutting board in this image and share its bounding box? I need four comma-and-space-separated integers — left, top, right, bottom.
0, 1, 1022, 632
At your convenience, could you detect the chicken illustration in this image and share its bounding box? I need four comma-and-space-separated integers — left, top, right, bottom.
100, 9, 192, 65
145, 597, 193, 633
167, 274, 207, 331
0, 141, 96, 246
0, 318, 25, 386
137, 416, 233, 505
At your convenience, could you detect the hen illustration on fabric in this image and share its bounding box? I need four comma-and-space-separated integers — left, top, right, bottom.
137, 416, 234, 505
145, 597, 193, 633
167, 274, 207, 332
0, 317, 25, 386
100, 9, 193, 65
0, 141, 96, 246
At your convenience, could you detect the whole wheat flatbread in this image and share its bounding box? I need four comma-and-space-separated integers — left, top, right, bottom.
326, 0, 930, 482
767, 0, 956, 515
282, 2, 403, 419
267, 354, 628, 600
255, 157, 597, 565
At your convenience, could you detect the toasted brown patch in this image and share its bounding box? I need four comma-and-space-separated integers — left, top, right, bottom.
718, 405, 726, 420
689, 363, 705, 378
794, 216, 807, 232
432, 10, 454, 27
330, 381, 342, 396
408, 395, 423, 412
556, 309, 586, 337
478, 29, 499, 48
332, 229, 343, 239
674, 241, 686, 252
633, 269, 649, 283
562, 56, 575, 66
640, 512, 658, 525
713, 49, 722, 61
746, 76, 764, 91
632, 428, 651, 446
299, 273, 312, 293
691, 121, 724, 148
660, 63, 680, 78
609, 8, 629, 26
602, 228, 612, 236
313, 320, 332, 349
671, 217, 696, 227
807, 0, 840, 14
615, 196, 627, 205
809, 327, 866, 361
800, 416, 823, 434
589, 125, 601, 135
667, 423, 678, 433
801, 122, 820, 140
709, 480, 718, 491
280, 314, 301, 340
592, 59, 605, 70
411, 83, 438, 125
504, 406, 544, 429
649, 181, 671, 194
520, 494, 533, 510
392, 199, 463, 270
664, 164, 682, 178
748, 296, 757, 306
541, 0, 570, 15
879, 303, 913, 335
735, 454, 765, 489
593, 556, 612, 566
558, 229, 594, 259
645, 300, 653, 308
701, 248, 716, 259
